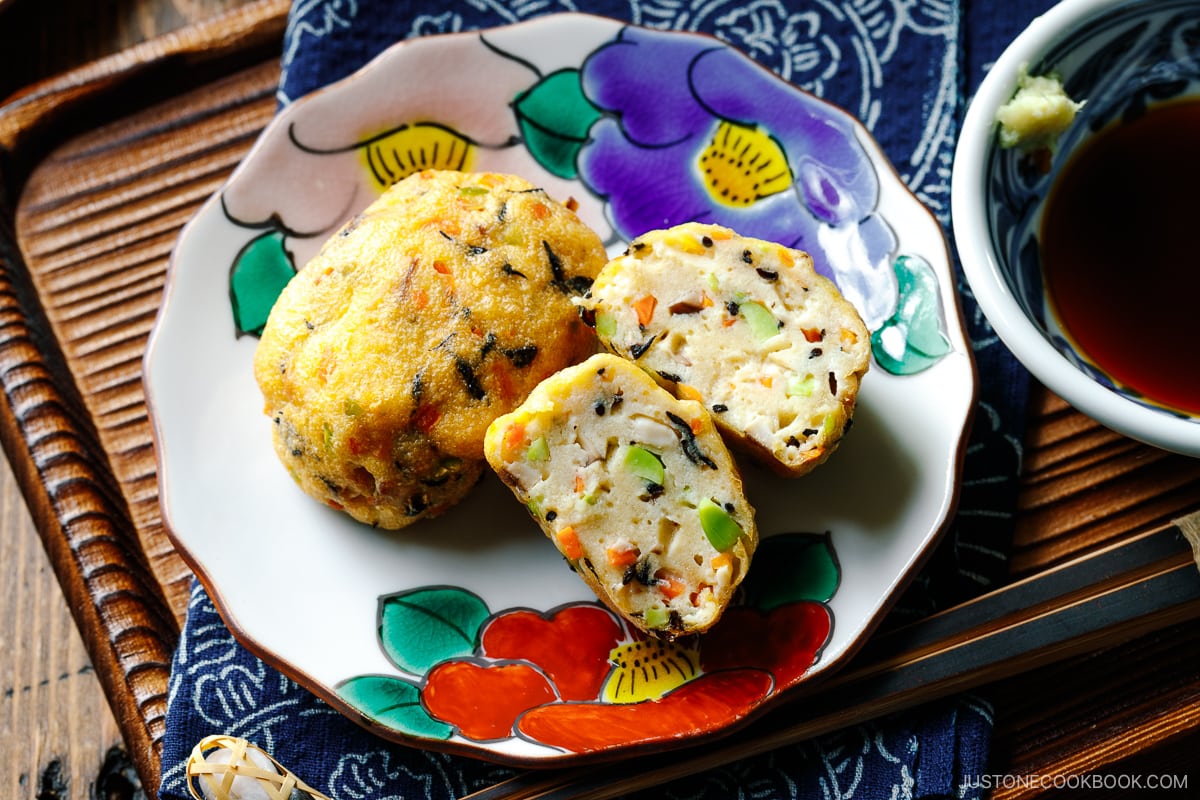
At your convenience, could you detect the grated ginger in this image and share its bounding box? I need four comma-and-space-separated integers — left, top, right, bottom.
995, 65, 1084, 149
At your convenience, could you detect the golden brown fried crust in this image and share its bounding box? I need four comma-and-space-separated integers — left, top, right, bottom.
254, 170, 606, 528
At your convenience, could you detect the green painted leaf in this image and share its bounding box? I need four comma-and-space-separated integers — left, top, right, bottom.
230, 230, 296, 337
513, 69, 601, 179
337, 674, 452, 739
379, 587, 490, 674
870, 254, 952, 375
741, 532, 840, 610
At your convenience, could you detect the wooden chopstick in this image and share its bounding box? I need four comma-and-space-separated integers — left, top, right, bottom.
464, 515, 1200, 800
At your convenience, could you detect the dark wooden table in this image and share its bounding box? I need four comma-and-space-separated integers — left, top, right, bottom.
1, 1, 1198, 798
0, 2, 257, 797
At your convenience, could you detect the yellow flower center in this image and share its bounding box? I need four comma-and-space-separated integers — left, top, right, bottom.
601, 639, 701, 704
698, 121, 793, 207
360, 123, 474, 190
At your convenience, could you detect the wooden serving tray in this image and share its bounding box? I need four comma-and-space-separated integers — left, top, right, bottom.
1, 2, 1198, 796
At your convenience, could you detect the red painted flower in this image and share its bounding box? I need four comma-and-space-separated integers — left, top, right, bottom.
339, 532, 841, 752
419, 598, 831, 749
517, 669, 773, 751
423, 660, 556, 741
700, 601, 833, 688
479, 605, 623, 701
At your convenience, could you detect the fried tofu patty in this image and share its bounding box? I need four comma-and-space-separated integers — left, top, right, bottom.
485, 354, 757, 638
578, 223, 870, 476
254, 170, 606, 528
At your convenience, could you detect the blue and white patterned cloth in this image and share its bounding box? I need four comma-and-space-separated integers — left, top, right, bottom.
158, 1, 1055, 797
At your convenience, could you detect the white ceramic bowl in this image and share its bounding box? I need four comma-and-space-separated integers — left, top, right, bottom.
952, 0, 1200, 455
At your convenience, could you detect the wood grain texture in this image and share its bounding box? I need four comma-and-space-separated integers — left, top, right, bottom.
18, 61, 281, 624
0, 1, 280, 796
0, 0, 263, 101
989, 621, 1200, 798
1015, 390, 1200, 573
0, 59, 279, 796
0, 448, 122, 800
0, 4, 1197, 797
0, 0, 287, 190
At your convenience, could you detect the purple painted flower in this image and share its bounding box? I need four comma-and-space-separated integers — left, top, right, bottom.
578, 26, 898, 328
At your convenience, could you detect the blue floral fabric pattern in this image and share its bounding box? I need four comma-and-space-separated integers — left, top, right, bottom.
160, 1, 1057, 798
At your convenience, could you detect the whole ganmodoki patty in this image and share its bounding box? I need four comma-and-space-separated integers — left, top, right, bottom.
254, 170, 606, 529
484, 353, 757, 639
577, 222, 870, 477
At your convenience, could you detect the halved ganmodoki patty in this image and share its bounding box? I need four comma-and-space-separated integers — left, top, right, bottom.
577, 222, 870, 477
253, 170, 606, 529
484, 353, 757, 639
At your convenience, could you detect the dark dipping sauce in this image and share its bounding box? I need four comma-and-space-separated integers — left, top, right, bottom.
1040, 99, 1200, 414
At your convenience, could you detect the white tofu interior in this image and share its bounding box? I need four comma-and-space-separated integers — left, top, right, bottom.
486, 354, 756, 638
580, 224, 870, 475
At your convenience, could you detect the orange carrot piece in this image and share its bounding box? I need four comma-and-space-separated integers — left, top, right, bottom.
501, 421, 526, 457
655, 569, 687, 600
557, 526, 583, 560
633, 295, 658, 326
606, 544, 640, 569
430, 218, 461, 236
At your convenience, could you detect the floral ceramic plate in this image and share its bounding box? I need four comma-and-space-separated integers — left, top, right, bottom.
146, 14, 976, 765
